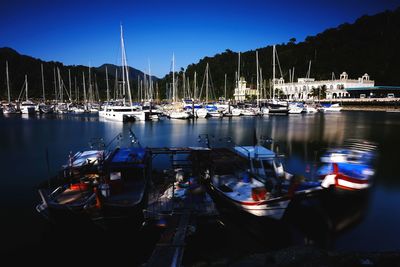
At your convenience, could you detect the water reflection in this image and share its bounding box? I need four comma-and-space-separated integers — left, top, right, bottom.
0, 111, 399, 255
286, 188, 370, 249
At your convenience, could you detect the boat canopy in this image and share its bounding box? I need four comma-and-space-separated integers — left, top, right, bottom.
109, 147, 147, 167
234, 146, 276, 160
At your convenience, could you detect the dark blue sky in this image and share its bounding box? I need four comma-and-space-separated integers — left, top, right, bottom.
1, 0, 399, 77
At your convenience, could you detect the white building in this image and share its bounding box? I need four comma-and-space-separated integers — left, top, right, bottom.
233, 77, 259, 101
273, 72, 374, 100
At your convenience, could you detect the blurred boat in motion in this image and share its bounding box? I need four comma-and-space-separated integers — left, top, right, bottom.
317, 139, 377, 193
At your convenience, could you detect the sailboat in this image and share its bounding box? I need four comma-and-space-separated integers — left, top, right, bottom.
38, 64, 54, 114
2, 61, 20, 114
18, 75, 36, 114
167, 53, 191, 119
99, 25, 148, 122
266, 45, 289, 115
200, 63, 222, 118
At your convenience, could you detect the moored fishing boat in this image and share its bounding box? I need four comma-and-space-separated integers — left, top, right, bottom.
36, 132, 150, 229
202, 142, 323, 221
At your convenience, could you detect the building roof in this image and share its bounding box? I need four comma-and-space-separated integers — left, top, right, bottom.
345, 86, 400, 91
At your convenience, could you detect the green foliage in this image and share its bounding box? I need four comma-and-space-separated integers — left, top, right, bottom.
0, 48, 158, 101
157, 7, 400, 100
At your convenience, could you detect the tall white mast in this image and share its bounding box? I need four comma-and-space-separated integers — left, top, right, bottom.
53, 67, 57, 103
25, 74, 28, 101
194, 71, 197, 100
41, 64, 45, 102
172, 53, 175, 102
82, 72, 87, 109
182, 71, 186, 99
143, 72, 147, 101
120, 24, 132, 106
292, 67, 295, 83
205, 63, 209, 103
106, 66, 109, 102
237, 52, 240, 92
148, 59, 153, 101
57, 68, 62, 103
68, 69, 72, 102
256, 50, 259, 106
75, 76, 78, 102
88, 65, 92, 105
6, 61, 10, 103
224, 73, 227, 100
307, 60, 312, 79
272, 45, 276, 100
137, 75, 140, 102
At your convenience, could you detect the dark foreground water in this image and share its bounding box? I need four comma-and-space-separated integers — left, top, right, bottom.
1, 111, 400, 264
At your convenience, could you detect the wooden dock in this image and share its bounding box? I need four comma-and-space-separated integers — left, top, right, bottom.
144, 146, 217, 267
144, 182, 217, 266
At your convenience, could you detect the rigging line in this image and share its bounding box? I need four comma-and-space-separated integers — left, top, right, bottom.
275, 48, 284, 79
17, 79, 26, 102
198, 66, 207, 101
208, 66, 217, 100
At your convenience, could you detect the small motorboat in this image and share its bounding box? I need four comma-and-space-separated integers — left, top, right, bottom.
317, 139, 377, 193
36, 133, 150, 229
203, 144, 323, 221
319, 103, 342, 112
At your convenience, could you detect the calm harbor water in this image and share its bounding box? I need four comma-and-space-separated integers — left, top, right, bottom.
1, 111, 400, 263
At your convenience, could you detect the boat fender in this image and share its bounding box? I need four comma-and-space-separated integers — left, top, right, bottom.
321, 174, 337, 188
99, 183, 110, 198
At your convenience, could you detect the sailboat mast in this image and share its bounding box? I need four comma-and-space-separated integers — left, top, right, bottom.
114, 69, 118, 100
41, 64, 45, 102
194, 71, 197, 100
143, 72, 147, 99
68, 69, 72, 102
82, 72, 87, 109
237, 52, 240, 93
224, 73, 227, 100
88, 66, 92, 105
137, 75, 140, 102
25, 74, 28, 101
292, 67, 295, 83
172, 53, 175, 102
58, 68, 62, 103
256, 50, 259, 106
183, 71, 186, 99
148, 60, 153, 101
259, 68, 264, 99
75, 76, 78, 102
106, 66, 109, 102
272, 45, 276, 100
120, 25, 126, 105
120, 25, 132, 107
53, 67, 57, 103
206, 63, 209, 103
6, 61, 10, 103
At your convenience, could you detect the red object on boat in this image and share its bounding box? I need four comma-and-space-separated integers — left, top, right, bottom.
251, 187, 267, 201
70, 182, 89, 191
